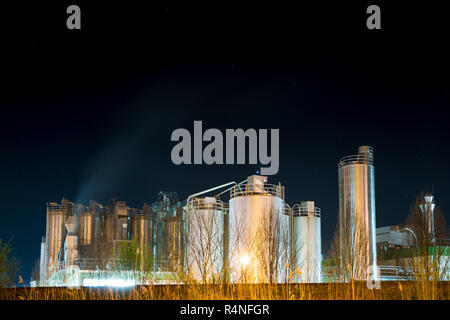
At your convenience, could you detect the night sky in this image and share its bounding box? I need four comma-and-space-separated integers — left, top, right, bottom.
1, 2, 449, 281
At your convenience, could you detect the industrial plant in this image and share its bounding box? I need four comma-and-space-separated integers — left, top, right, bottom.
39, 174, 323, 287
40, 192, 185, 286
37, 146, 449, 287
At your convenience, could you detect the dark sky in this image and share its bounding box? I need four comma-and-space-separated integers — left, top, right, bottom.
1, 2, 449, 281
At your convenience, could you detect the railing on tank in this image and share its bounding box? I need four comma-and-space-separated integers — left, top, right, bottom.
130, 208, 147, 216
46, 203, 64, 211
187, 198, 227, 212
230, 183, 284, 199
338, 154, 373, 167
292, 205, 321, 217
283, 203, 292, 216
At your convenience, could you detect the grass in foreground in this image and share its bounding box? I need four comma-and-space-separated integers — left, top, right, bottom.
1, 282, 449, 300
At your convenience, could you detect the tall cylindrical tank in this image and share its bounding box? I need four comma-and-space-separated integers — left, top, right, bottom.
338, 145, 377, 281
130, 212, 153, 253
79, 212, 99, 246
45, 199, 72, 274
152, 210, 166, 270
103, 211, 116, 243
186, 197, 225, 282
228, 175, 285, 283
281, 203, 291, 281
165, 209, 185, 272
291, 201, 322, 283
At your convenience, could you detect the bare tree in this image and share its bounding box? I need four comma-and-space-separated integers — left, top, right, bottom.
328, 216, 373, 282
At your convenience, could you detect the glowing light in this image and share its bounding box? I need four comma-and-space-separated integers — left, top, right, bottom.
239, 254, 251, 267
82, 278, 136, 287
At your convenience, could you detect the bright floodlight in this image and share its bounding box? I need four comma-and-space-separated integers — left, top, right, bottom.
82, 278, 136, 287
239, 254, 251, 267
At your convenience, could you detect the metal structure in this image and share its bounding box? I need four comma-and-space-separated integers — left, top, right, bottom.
164, 208, 185, 271
79, 201, 101, 246
376, 225, 416, 250
228, 175, 285, 283
40, 193, 185, 286
291, 201, 322, 283
39, 175, 327, 286
186, 197, 226, 281
338, 145, 377, 281
420, 194, 436, 244
129, 209, 153, 267
44, 198, 73, 278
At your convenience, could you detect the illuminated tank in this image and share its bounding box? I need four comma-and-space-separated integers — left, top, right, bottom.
228, 175, 285, 283
45, 198, 73, 277
78, 201, 100, 246
338, 145, 377, 281
129, 208, 153, 270
186, 197, 226, 282
291, 201, 322, 283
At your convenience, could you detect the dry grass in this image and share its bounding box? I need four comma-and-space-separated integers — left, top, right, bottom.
1, 281, 448, 300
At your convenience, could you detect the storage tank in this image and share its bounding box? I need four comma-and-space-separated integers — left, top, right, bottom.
102, 210, 116, 243
338, 145, 377, 281
46, 198, 73, 275
79, 211, 99, 246
165, 209, 185, 271
186, 197, 226, 282
130, 211, 153, 253
228, 175, 285, 283
152, 210, 167, 270
280, 203, 291, 282
291, 201, 322, 283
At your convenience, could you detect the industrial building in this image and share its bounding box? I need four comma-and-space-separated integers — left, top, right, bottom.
39, 192, 185, 286
374, 194, 450, 281
376, 225, 416, 250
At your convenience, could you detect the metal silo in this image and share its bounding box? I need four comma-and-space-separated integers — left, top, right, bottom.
130, 211, 153, 253
103, 209, 116, 243
153, 209, 166, 270
165, 209, 185, 272
338, 145, 377, 281
291, 201, 322, 283
228, 175, 285, 283
79, 204, 99, 246
186, 197, 225, 282
46, 198, 73, 276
